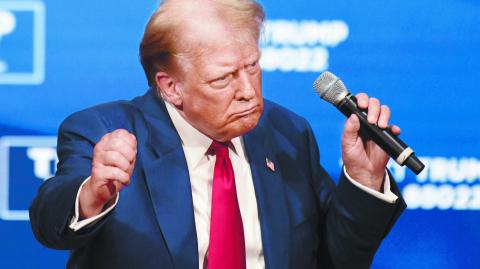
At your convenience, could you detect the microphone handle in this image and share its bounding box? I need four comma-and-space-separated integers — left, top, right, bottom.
337, 94, 425, 174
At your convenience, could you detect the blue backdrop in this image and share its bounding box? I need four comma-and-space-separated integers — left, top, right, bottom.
1, 0, 479, 268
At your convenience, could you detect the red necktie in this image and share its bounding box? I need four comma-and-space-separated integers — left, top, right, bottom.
207, 141, 246, 269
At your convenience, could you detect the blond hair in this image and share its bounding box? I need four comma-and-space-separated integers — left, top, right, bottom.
139, 0, 265, 87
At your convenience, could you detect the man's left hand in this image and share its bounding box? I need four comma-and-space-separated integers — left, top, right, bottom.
341, 93, 401, 192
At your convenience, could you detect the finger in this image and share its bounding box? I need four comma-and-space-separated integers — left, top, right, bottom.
126, 159, 136, 177
356, 93, 369, 109
111, 129, 137, 149
95, 133, 111, 150
106, 180, 125, 196
104, 166, 131, 185
104, 137, 137, 163
116, 135, 137, 157
378, 105, 391, 129
367, 97, 380, 124
129, 133, 137, 148
111, 129, 130, 137
93, 164, 131, 185
342, 114, 361, 147
391, 125, 401, 135
101, 150, 131, 172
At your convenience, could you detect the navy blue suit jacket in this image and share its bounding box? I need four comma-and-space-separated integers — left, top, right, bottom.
30, 89, 405, 269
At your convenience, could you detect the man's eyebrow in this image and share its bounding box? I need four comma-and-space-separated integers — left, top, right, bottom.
246, 53, 261, 64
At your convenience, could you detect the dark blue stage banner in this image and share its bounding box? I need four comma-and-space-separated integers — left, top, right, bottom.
1, 0, 479, 268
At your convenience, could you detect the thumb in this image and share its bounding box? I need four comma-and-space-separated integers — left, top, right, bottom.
342, 114, 361, 148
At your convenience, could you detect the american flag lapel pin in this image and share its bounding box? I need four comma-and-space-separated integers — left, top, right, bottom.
266, 158, 275, 172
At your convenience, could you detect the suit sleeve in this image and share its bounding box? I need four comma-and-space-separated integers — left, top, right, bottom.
305, 123, 406, 269
29, 109, 112, 250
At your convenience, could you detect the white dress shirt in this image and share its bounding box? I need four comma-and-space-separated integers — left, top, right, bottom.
69, 100, 398, 269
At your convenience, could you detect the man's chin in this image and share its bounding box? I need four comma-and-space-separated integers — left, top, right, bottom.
241, 114, 261, 132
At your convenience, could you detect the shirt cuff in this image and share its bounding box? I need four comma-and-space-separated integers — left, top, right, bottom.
343, 167, 398, 204
69, 176, 119, 232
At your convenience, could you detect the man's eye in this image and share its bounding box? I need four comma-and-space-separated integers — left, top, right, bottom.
210, 74, 233, 89
246, 61, 259, 74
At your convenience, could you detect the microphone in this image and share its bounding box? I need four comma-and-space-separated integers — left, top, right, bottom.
313, 71, 425, 175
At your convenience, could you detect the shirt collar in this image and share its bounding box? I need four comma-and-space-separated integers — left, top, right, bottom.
164, 101, 242, 169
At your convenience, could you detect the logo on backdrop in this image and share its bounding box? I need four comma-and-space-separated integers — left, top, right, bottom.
0, 1, 45, 85
260, 19, 349, 72
0, 136, 57, 221
400, 157, 480, 210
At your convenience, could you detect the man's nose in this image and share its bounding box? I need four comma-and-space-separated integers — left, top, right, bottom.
235, 71, 256, 100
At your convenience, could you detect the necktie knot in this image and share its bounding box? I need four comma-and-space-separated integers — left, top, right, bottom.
208, 141, 229, 158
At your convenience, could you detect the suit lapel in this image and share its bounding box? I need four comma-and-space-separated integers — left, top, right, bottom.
244, 121, 291, 269
135, 90, 198, 269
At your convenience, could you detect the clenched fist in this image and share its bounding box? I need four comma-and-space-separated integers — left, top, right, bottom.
79, 129, 137, 219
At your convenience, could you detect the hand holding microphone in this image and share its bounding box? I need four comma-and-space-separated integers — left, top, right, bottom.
314, 72, 424, 190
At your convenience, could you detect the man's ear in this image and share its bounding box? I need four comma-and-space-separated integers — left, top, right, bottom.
155, 71, 183, 106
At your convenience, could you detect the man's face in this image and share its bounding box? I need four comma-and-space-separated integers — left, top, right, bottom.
174, 35, 263, 142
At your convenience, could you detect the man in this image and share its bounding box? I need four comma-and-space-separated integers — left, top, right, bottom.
30, 0, 406, 268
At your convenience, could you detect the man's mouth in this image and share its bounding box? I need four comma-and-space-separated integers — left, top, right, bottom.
235, 105, 258, 117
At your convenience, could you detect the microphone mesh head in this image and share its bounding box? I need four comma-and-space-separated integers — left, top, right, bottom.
313, 71, 349, 105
